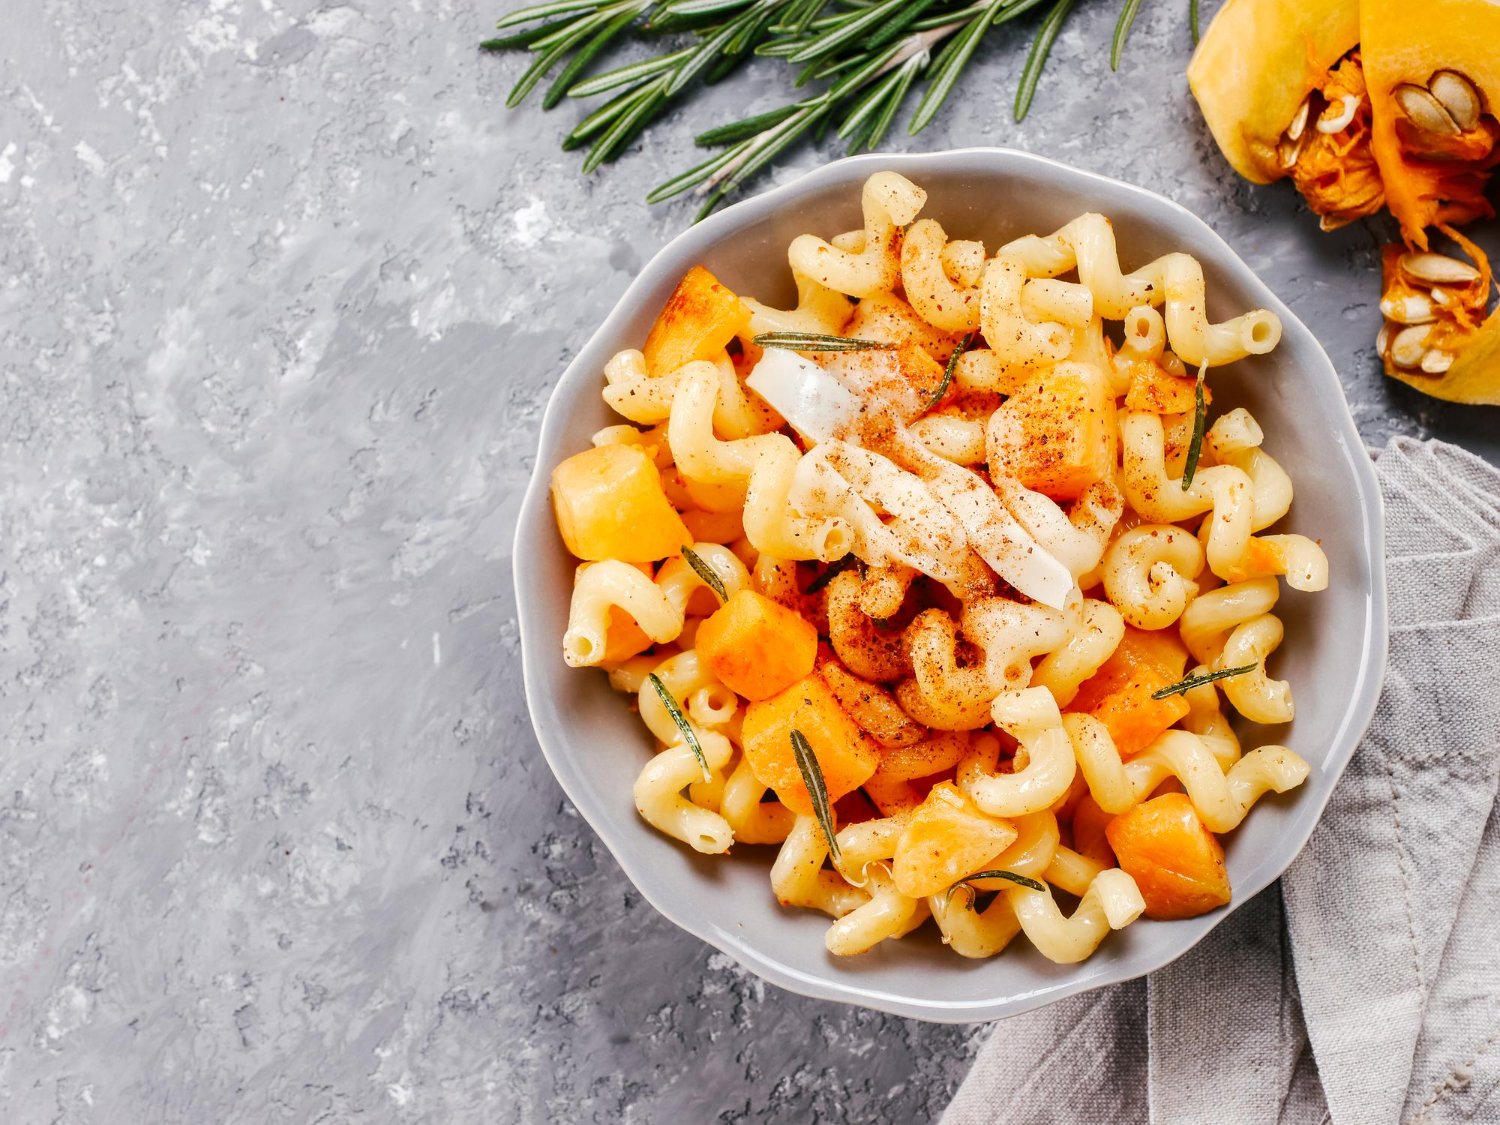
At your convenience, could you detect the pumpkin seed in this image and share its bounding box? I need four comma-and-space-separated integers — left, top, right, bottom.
1277, 135, 1305, 170
1420, 349, 1455, 375
1401, 252, 1482, 285
1379, 293, 1436, 324
1376, 323, 1391, 355
1395, 84, 1461, 136
1429, 70, 1481, 132
1389, 324, 1431, 369
1316, 95, 1360, 134
1286, 96, 1311, 142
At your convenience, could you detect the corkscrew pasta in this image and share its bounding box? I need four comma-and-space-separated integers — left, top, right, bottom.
547, 172, 1327, 964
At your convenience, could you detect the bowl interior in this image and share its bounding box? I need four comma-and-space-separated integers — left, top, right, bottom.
516, 150, 1386, 1022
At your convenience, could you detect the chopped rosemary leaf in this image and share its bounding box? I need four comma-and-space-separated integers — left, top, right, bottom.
1181, 360, 1208, 490
648, 673, 713, 782
1189, 0, 1201, 45
752, 331, 894, 353
803, 553, 858, 595
1151, 663, 1258, 700
924, 330, 973, 412
961, 869, 1047, 894
682, 546, 728, 604
791, 729, 842, 867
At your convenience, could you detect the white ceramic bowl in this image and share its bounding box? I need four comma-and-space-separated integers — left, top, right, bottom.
515, 149, 1388, 1023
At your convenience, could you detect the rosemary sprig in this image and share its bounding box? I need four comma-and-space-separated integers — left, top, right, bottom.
791, 729, 841, 866
648, 673, 714, 781
1110, 0, 1145, 71
752, 331, 894, 352
1189, 0, 1200, 45
1151, 663, 1258, 700
943, 868, 1047, 909
1181, 361, 1208, 490
486, 0, 1169, 213
681, 545, 728, 603
803, 553, 860, 595
925, 330, 973, 412
1015, 0, 1074, 121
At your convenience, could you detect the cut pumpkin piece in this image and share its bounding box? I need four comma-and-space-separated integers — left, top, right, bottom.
550, 443, 693, 562
1362, 0, 1500, 247
1378, 227, 1500, 404
696, 589, 819, 702
892, 782, 1018, 899
1106, 793, 1231, 920
741, 673, 880, 817
642, 265, 752, 378
1069, 627, 1191, 759
1188, 0, 1361, 184
987, 362, 1116, 501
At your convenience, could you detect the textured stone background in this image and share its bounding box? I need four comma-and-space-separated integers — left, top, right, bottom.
2, 0, 1496, 1122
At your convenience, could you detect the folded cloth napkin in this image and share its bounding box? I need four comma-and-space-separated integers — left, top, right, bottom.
942, 437, 1500, 1125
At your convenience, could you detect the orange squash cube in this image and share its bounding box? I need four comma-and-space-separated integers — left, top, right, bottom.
892, 781, 1018, 898
696, 590, 818, 702
741, 673, 880, 817
1123, 360, 1207, 415
1069, 627, 1191, 758
550, 444, 692, 563
642, 265, 752, 378
1106, 793, 1231, 920
987, 365, 1116, 500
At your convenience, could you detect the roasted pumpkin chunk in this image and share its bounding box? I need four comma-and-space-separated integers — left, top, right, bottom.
987, 363, 1115, 501
1106, 794, 1231, 920
892, 782, 1018, 899
550, 444, 693, 562
642, 265, 751, 378
742, 673, 880, 817
696, 590, 819, 702
1069, 627, 1191, 758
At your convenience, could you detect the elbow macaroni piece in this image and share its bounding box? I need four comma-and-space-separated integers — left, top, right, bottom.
552, 170, 1325, 967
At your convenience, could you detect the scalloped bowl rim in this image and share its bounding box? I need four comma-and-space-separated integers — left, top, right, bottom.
514, 148, 1388, 1023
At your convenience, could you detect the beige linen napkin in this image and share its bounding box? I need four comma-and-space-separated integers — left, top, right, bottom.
942, 437, 1500, 1125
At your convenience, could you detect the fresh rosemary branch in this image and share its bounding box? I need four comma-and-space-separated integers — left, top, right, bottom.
486, 0, 1184, 212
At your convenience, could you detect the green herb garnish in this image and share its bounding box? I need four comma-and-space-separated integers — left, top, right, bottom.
648, 673, 713, 782
752, 331, 894, 353
943, 868, 1047, 909
486, 0, 1177, 214
1189, 0, 1201, 45
1015, 0, 1074, 121
924, 330, 973, 412
1110, 0, 1145, 71
803, 553, 859, 595
791, 728, 841, 867
1181, 361, 1208, 490
682, 546, 728, 604
1151, 663, 1258, 700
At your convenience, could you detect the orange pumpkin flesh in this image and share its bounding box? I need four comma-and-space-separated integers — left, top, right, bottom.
642, 265, 751, 378
1106, 794, 1232, 920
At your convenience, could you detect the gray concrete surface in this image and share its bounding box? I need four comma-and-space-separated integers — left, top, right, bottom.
2, 0, 1496, 1122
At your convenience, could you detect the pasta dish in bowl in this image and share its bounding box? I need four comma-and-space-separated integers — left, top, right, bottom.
515, 150, 1386, 1022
